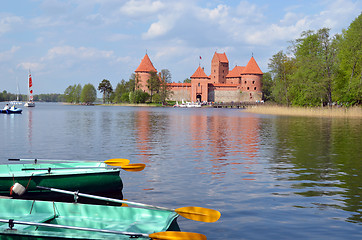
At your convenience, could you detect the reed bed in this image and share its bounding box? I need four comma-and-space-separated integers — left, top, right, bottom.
244, 105, 362, 118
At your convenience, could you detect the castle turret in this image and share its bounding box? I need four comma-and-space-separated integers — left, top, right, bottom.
240, 56, 263, 101
210, 52, 229, 84
191, 66, 209, 102
135, 54, 157, 92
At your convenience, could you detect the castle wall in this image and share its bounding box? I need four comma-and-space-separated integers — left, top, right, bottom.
240, 91, 263, 102
212, 90, 242, 102
167, 84, 191, 101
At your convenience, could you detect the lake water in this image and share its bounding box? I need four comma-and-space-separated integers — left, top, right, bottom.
0, 103, 361, 239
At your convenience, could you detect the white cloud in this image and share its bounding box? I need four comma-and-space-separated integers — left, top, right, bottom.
17, 62, 45, 72
0, 46, 20, 61
199, 4, 229, 22
0, 14, 22, 35
120, 0, 165, 17
142, 14, 176, 39
44, 46, 114, 60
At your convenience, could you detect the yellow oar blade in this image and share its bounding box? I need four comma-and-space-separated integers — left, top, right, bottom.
175, 207, 221, 223
104, 158, 130, 166
121, 163, 146, 172
149, 231, 207, 240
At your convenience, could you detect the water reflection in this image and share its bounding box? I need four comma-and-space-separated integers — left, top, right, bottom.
27, 109, 33, 148
133, 109, 261, 180
268, 117, 362, 223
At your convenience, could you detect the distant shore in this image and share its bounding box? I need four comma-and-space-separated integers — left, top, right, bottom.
67, 102, 362, 118
243, 105, 362, 118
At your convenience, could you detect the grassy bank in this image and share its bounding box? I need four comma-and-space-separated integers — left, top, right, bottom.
244, 105, 362, 118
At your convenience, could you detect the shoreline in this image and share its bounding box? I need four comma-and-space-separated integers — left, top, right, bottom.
63, 102, 362, 118
243, 105, 362, 118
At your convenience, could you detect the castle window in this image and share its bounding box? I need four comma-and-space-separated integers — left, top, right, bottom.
254, 87, 256, 90
247, 87, 249, 90
252, 81, 255, 84
244, 81, 247, 84
198, 83, 200, 87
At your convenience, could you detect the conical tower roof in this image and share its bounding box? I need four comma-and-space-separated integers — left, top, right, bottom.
191, 66, 209, 78
226, 66, 245, 78
242, 56, 263, 75
135, 54, 157, 72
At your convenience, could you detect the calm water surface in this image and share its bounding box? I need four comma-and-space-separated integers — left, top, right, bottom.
0, 103, 361, 239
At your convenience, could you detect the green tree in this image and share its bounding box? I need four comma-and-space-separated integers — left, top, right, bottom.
64, 85, 78, 103
262, 72, 273, 101
147, 71, 160, 102
132, 73, 141, 91
268, 51, 295, 105
290, 28, 339, 106
159, 69, 173, 104
129, 90, 149, 103
335, 13, 362, 104
183, 78, 191, 83
81, 83, 97, 104
121, 92, 130, 102
113, 80, 126, 103
98, 79, 113, 103
74, 84, 82, 103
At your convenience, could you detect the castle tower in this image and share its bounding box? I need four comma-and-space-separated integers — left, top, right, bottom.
190, 66, 209, 102
240, 56, 263, 101
135, 54, 157, 92
210, 52, 229, 84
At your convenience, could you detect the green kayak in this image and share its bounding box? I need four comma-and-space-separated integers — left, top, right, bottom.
0, 162, 122, 196
0, 198, 179, 239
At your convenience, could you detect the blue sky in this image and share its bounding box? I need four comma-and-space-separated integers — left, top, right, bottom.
1, 0, 361, 95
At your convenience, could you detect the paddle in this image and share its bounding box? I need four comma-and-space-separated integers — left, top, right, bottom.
37, 186, 221, 223
0, 219, 206, 240
21, 163, 146, 172
9, 158, 130, 167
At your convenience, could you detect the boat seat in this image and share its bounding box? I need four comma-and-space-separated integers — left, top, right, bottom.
0, 213, 57, 231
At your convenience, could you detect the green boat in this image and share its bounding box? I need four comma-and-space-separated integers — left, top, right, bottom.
0, 198, 180, 239
0, 162, 122, 196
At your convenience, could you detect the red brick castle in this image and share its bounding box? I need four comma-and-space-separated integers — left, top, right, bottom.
135, 52, 263, 102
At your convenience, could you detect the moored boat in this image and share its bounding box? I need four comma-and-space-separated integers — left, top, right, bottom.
173, 99, 201, 108
0, 162, 122, 196
0, 198, 180, 239
24, 71, 35, 107
0, 106, 22, 114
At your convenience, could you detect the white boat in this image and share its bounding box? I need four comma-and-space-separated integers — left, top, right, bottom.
174, 99, 201, 108
24, 71, 35, 107
185, 102, 201, 108
9, 79, 23, 105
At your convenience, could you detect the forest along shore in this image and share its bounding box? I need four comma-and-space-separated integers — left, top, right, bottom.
243, 105, 362, 118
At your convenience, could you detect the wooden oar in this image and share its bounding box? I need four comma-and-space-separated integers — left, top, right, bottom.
37, 186, 221, 223
0, 219, 206, 240
21, 163, 146, 172
9, 158, 130, 167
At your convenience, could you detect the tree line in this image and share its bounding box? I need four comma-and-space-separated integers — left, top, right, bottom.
63, 69, 173, 104
262, 13, 361, 106
0, 90, 64, 102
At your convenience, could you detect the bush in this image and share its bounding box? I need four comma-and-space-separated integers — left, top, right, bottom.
129, 90, 149, 103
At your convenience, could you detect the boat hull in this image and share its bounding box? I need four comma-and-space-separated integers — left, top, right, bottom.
0, 109, 22, 114
24, 102, 35, 107
0, 198, 179, 239
0, 162, 122, 196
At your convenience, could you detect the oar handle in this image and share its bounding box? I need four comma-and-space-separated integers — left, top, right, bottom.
22, 167, 117, 171
37, 186, 172, 211
0, 218, 147, 237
